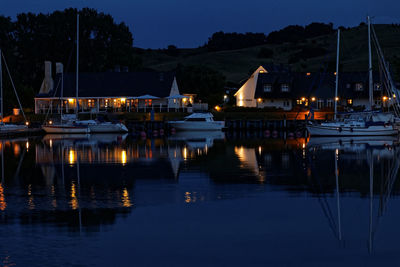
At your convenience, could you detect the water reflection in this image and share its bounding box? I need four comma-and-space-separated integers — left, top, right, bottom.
0, 133, 400, 259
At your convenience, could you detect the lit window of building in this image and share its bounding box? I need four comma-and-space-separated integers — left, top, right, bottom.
355, 83, 363, 91
281, 84, 290, 92
347, 99, 353, 105
263, 84, 272, 92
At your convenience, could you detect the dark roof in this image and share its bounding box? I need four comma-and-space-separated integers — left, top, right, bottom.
37, 71, 176, 98
255, 71, 384, 99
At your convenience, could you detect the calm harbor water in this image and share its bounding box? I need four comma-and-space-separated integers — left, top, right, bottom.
1, 132, 400, 266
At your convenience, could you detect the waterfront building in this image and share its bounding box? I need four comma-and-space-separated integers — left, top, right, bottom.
35, 62, 198, 114
234, 65, 389, 111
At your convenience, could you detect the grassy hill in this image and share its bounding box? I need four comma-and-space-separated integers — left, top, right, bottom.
138, 24, 400, 85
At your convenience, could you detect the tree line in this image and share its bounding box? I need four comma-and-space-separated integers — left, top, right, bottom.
205, 22, 335, 51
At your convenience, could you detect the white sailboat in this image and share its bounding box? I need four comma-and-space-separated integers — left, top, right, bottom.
307, 18, 398, 136
43, 13, 128, 134
168, 112, 225, 131
0, 49, 28, 133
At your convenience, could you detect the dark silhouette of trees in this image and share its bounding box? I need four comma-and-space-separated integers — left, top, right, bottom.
206, 31, 267, 51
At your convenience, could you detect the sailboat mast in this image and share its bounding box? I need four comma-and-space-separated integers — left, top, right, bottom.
76, 13, 80, 116
0, 49, 2, 125
334, 29, 340, 120
368, 16, 374, 110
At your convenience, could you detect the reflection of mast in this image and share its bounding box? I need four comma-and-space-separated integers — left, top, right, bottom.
335, 149, 342, 241
368, 149, 374, 254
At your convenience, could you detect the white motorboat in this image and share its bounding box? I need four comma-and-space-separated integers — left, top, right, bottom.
168, 113, 225, 131
75, 120, 128, 133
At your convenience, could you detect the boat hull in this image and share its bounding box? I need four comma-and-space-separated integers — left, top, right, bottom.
0, 124, 28, 133
168, 121, 225, 131
42, 125, 90, 134
307, 124, 398, 136
88, 123, 128, 133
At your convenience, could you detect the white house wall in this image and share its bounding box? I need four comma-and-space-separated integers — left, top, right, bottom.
257, 99, 292, 111
168, 77, 180, 108
234, 66, 267, 107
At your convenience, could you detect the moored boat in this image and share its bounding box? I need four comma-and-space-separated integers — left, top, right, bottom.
168, 113, 225, 131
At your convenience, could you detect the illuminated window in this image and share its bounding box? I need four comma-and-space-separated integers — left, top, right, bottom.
347, 99, 353, 105
263, 84, 272, 92
281, 84, 290, 92
355, 83, 363, 91
374, 83, 381, 91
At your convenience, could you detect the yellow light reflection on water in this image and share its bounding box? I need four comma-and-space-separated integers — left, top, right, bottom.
27, 184, 35, 210
185, 192, 191, 203
0, 183, 6, 211
121, 188, 132, 207
69, 149, 76, 165
183, 147, 188, 160
70, 182, 79, 210
121, 150, 127, 165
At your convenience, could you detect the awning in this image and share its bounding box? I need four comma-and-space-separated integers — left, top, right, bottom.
133, 95, 160, 99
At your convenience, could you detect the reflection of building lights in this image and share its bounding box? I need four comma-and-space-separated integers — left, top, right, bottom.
121, 188, 132, 207
0, 183, 6, 211
258, 146, 262, 155
25, 141, 29, 151
13, 144, 20, 156
183, 147, 188, 160
121, 150, 127, 165
302, 143, 306, 149
49, 139, 53, 148
69, 149, 76, 165
70, 182, 78, 210
185, 192, 191, 203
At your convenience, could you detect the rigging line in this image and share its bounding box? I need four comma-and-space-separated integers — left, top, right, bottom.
1, 53, 27, 123
43, 77, 61, 122
306, 149, 339, 239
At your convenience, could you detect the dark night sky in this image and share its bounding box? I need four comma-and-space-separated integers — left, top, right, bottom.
2, 0, 400, 48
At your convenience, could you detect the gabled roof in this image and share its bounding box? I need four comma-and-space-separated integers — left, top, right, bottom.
37, 71, 176, 98
255, 71, 384, 99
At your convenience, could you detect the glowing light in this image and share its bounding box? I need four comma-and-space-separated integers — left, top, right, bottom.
182, 98, 187, 103
48, 120, 53, 125
214, 105, 221, 111
121, 188, 132, 207
121, 150, 127, 165
223, 95, 228, 100
383, 96, 388, 101
68, 98, 74, 104
13, 144, 20, 156
257, 98, 263, 103
311, 97, 316, 102
120, 98, 126, 104
25, 141, 29, 150
0, 183, 6, 211
347, 99, 353, 105
335, 97, 339, 101
183, 147, 188, 160
70, 182, 79, 210
185, 192, 191, 203
334, 72, 337, 76
25, 121, 29, 126
69, 149, 76, 165
301, 97, 306, 102
258, 146, 262, 155
49, 139, 53, 148
306, 72, 311, 76
393, 94, 396, 99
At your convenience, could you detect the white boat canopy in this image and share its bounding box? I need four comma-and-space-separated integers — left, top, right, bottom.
184, 112, 214, 119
